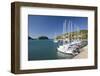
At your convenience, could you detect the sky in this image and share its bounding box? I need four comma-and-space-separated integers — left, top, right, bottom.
28, 15, 88, 39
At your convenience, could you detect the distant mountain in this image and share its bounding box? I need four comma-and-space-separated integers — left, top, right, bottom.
38, 36, 49, 40
28, 36, 33, 40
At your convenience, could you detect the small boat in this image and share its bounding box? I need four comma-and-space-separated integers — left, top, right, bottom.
54, 39, 58, 43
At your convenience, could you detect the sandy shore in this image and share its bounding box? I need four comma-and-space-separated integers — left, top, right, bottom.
73, 45, 88, 59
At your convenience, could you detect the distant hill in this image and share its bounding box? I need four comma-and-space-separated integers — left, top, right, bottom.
28, 36, 49, 40
28, 36, 33, 40
38, 36, 49, 40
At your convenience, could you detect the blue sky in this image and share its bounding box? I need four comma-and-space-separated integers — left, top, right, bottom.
28, 15, 88, 39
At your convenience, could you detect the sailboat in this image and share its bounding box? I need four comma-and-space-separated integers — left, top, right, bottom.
57, 20, 71, 53
57, 19, 80, 55
70, 24, 81, 45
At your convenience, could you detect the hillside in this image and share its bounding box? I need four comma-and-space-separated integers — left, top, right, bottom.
56, 30, 88, 40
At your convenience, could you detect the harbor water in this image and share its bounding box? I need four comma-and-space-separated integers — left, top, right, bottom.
28, 40, 74, 61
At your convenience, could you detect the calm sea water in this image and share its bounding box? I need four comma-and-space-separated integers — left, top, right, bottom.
28, 40, 73, 61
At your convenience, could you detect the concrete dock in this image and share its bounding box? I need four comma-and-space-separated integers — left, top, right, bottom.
57, 45, 88, 59
73, 46, 88, 59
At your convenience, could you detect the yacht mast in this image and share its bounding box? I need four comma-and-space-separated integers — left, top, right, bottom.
68, 21, 70, 43
73, 24, 75, 41
70, 21, 72, 42
77, 25, 80, 41
63, 19, 66, 45
69, 20, 71, 43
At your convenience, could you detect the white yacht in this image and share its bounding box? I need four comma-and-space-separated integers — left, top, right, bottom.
57, 20, 81, 55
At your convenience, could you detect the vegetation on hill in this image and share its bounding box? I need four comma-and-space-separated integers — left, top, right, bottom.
55, 30, 88, 40
28, 36, 33, 40
38, 36, 49, 40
